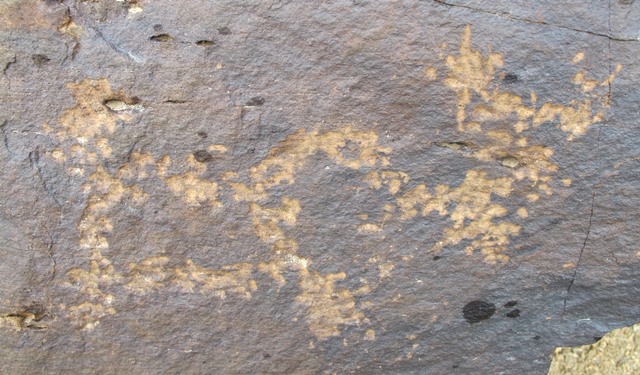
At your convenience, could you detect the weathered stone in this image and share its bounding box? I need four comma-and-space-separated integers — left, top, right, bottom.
549, 322, 640, 374
1, 0, 640, 373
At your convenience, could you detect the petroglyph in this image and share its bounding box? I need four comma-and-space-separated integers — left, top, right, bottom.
39, 24, 619, 338
126, 256, 257, 298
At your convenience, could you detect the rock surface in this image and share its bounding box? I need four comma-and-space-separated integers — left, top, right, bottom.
1, 0, 640, 373
549, 322, 640, 374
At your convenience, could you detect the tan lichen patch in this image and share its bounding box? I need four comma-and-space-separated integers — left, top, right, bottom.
296, 269, 365, 340
47, 148, 65, 162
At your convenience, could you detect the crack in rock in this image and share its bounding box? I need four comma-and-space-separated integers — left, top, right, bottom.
433, 0, 639, 42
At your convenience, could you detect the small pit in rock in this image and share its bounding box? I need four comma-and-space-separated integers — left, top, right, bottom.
193, 150, 213, 163
245, 96, 265, 107
150, 34, 173, 42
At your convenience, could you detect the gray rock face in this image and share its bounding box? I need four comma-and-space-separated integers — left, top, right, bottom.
1, 1, 639, 373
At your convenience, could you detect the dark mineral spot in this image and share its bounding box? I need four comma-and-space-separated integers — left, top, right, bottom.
506, 309, 521, 318
452, 364, 459, 369
150, 34, 173, 42
503, 73, 518, 83
504, 300, 518, 308
32, 54, 50, 66
432, 255, 442, 261
245, 96, 266, 107
197, 131, 208, 139
533, 335, 541, 340
463, 300, 495, 324
218, 27, 232, 35
153, 24, 163, 31
193, 150, 213, 163
263, 353, 271, 359
196, 40, 215, 46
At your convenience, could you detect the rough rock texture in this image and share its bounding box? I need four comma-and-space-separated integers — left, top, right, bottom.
549, 322, 640, 374
1, 0, 639, 374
